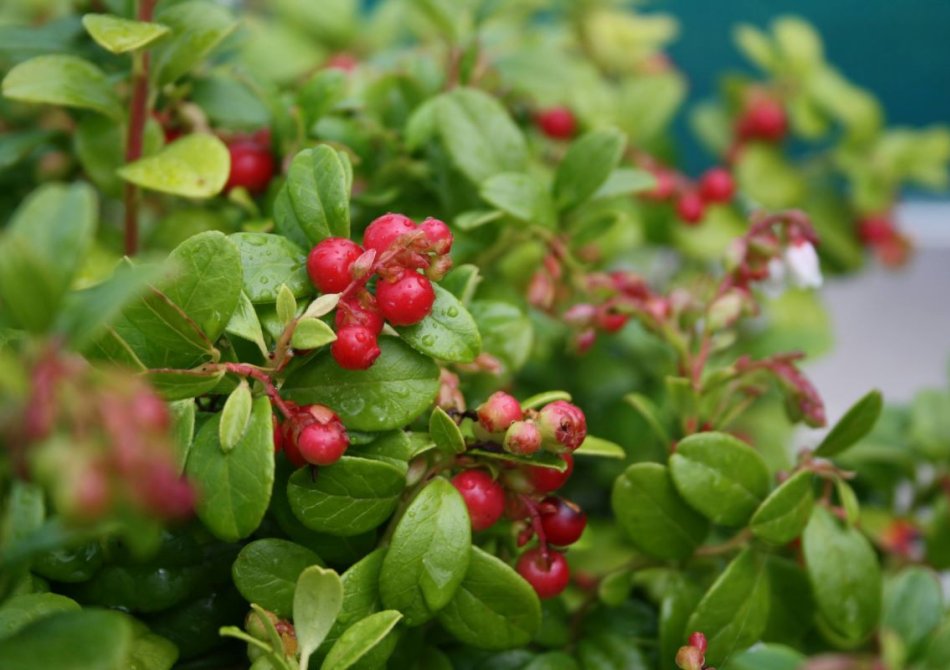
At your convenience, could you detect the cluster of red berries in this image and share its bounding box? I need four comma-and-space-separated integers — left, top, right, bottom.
449, 394, 589, 599
306, 213, 454, 370
274, 403, 349, 468
735, 94, 788, 144
675, 632, 711, 670
535, 106, 578, 140
642, 163, 736, 225
856, 213, 911, 268
225, 130, 276, 195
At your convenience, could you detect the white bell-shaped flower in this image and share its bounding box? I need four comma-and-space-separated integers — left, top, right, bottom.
783, 240, 822, 289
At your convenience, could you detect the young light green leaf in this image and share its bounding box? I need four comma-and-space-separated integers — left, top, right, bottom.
519, 391, 572, 410
380, 478, 471, 625
82, 14, 170, 53
591, 168, 657, 200
669, 431, 770, 526
219, 380, 253, 453
304, 293, 341, 319
814, 389, 883, 458
395, 285, 481, 363
152, 1, 238, 86
2, 55, 122, 119
294, 566, 344, 670
624, 393, 671, 445
230, 233, 311, 304
612, 463, 709, 560
276, 146, 351, 247
320, 610, 402, 670
428, 407, 466, 455
118, 134, 230, 198
232, 539, 322, 619
750, 470, 814, 544
292, 318, 337, 351
574, 436, 625, 459
835, 478, 860, 526
553, 128, 626, 210
276, 284, 298, 326
479, 172, 555, 227
0, 594, 79, 640
168, 399, 196, 474
225, 292, 268, 356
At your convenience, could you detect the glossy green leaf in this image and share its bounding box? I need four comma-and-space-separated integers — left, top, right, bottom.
295, 566, 344, 670
686, 549, 770, 666
226, 292, 268, 355
0, 594, 79, 640
0, 609, 133, 670
283, 337, 440, 432
0, 238, 61, 334
287, 456, 405, 536
576, 632, 650, 670
624, 393, 671, 445
468, 449, 567, 472
82, 14, 170, 53
185, 397, 275, 542
380, 478, 471, 625
152, 1, 238, 86
553, 128, 626, 210
429, 407, 466, 455
669, 432, 770, 526
574, 436, 625, 459
469, 301, 534, 372
882, 567, 942, 655
168, 399, 195, 473
659, 578, 703, 670
763, 556, 814, 647
325, 549, 385, 648
437, 547, 541, 650
231, 233, 311, 304
802, 506, 882, 644
591, 168, 656, 200
233, 539, 322, 619
276, 284, 298, 326
118, 134, 230, 198
293, 318, 337, 351
219, 380, 253, 453
910, 389, 950, 459
2, 55, 122, 119
146, 366, 226, 401
721, 644, 805, 670
750, 470, 814, 544
519, 391, 571, 410
126, 616, 178, 670
612, 463, 709, 560
396, 285, 481, 363
321, 610, 402, 670
276, 146, 351, 247
814, 390, 883, 458
0, 130, 53, 172
835, 478, 860, 525
479, 172, 555, 226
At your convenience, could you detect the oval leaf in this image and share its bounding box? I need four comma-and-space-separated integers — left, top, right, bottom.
293, 318, 337, 351
231, 232, 311, 304
428, 407, 466, 455
2, 55, 122, 119
276, 146, 350, 247
0, 609, 133, 670
118, 134, 230, 198
320, 610, 402, 670
574, 435, 625, 459
232, 539, 322, 619
750, 470, 815, 545
814, 389, 883, 458
396, 285, 481, 363
882, 567, 942, 655
219, 380, 253, 453
152, 1, 237, 86
294, 566, 344, 670
553, 128, 626, 210
82, 14, 170, 53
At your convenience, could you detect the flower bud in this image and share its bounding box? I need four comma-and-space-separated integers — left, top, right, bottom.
675, 645, 705, 670
477, 392, 523, 434
504, 420, 542, 455
784, 240, 822, 289
688, 631, 707, 654
537, 400, 587, 452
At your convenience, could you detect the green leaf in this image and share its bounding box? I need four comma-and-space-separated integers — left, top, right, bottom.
82, 14, 170, 53
233, 539, 322, 619
440, 265, 481, 306
276, 285, 298, 325
226, 292, 268, 356
802, 506, 882, 644
126, 616, 179, 670
185, 397, 275, 542
910, 389, 950, 459
0, 594, 79, 640
437, 547, 541, 650
231, 233, 312, 304
0, 609, 133, 670
146, 366, 226, 401
429, 407, 466, 455
287, 457, 406, 536
293, 318, 337, 351
591, 168, 656, 200
882, 567, 942, 656
0, 130, 53, 172
396, 285, 481, 363
669, 432, 770, 526
814, 390, 883, 458
749, 470, 815, 544
469, 301, 534, 372
624, 393, 670, 446
168, 399, 195, 474
467, 449, 567, 472
118, 134, 230, 198
282, 337, 440, 432
721, 644, 805, 670
611, 463, 709, 560
152, 0, 238, 86
380, 478, 471, 625
320, 610, 402, 670
0, 238, 62, 334
2, 55, 122, 119
659, 578, 703, 670
219, 380, 253, 453
686, 549, 770, 666
835, 478, 860, 526
733, 24, 777, 72
479, 172, 554, 227
763, 557, 814, 647
295, 566, 344, 670
276, 146, 351, 247
519, 391, 571, 410
434, 88, 527, 184
574, 436, 625, 459
325, 549, 385, 648
576, 632, 650, 669
553, 128, 626, 210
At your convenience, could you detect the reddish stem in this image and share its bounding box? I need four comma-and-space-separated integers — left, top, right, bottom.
222, 362, 294, 420
519, 494, 550, 562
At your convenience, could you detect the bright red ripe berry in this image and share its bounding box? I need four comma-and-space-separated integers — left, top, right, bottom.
675, 192, 706, 225
420, 217, 453, 254
698, 167, 735, 204
527, 453, 574, 493
503, 420, 542, 456
297, 422, 349, 466
477, 392, 524, 434
451, 470, 506, 531
362, 213, 417, 255
376, 270, 435, 326
335, 294, 385, 335
537, 401, 587, 452
596, 309, 628, 333
539, 497, 587, 546
536, 106, 577, 140
737, 98, 787, 142
307, 237, 364, 294
688, 631, 708, 654
273, 416, 284, 453
226, 140, 275, 194
517, 548, 570, 599
331, 326, 381, 370
857, 215, 896, 245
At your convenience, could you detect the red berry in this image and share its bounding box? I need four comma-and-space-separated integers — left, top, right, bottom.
737, 98, 787, 142
643, 168, 677, 201
335, 293, 385, 335
516, 548, 570, 599
477, 392, 524, 434
451, 470, 506, 532
420, 217, 453, 254
297, 421, 349, 466
331, 326, 381, 370
527, 453, 574, 493
282, 432, 307, 468
226, 140, 275, 194
362, 213, 417, 255
307, 237, 364, 294
688, 632, 708, 654
675, 192, 706, 225
273, 416, 284, 453
539, 497, 587, 546
131, 392, 169, 430
596, 309, 627, 333
857, 216, 895, 245
376, 270, 435, 326
536, 106, 577, 140
326, 53, 358, 72
503, 420, 542, 456
698, 167, 735, 204
537, 401, 587, 452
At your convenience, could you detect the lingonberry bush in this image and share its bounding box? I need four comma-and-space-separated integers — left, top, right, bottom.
0, 1, 949, 669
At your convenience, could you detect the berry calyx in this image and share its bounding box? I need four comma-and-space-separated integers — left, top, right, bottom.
675, 191, 706, 225
307, 237, 364, 294
527, 453, 574, 493
420, 217, 453, 254
451, 470, 506, 531
226, 140, 275, 194
331, 326, 381, 370
477, 392, 524, 434
335, 293, 385, 335
536, 401, 587, 452
698, 167, 735, 204
737, 97, 787, 142
376, 270, 435, 326
503, 420, 542, 456
362, 213, 417, 255
516, 548, 570, 599
688, 632, 707, 654
539, 497, 587, 546
536, 106, 577, 140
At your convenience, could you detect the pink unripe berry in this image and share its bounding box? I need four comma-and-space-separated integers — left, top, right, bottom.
698, 167, 735, 204
477, 392, 524, 434
676, 191, 706, 225
451, 470, 506, 531
537, 400, 587, 452
420, 217, 453, 254
503, 420, 542, 456
675, 646, 704, 670
688, 631, 707, 654
643, 168, 677, 201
